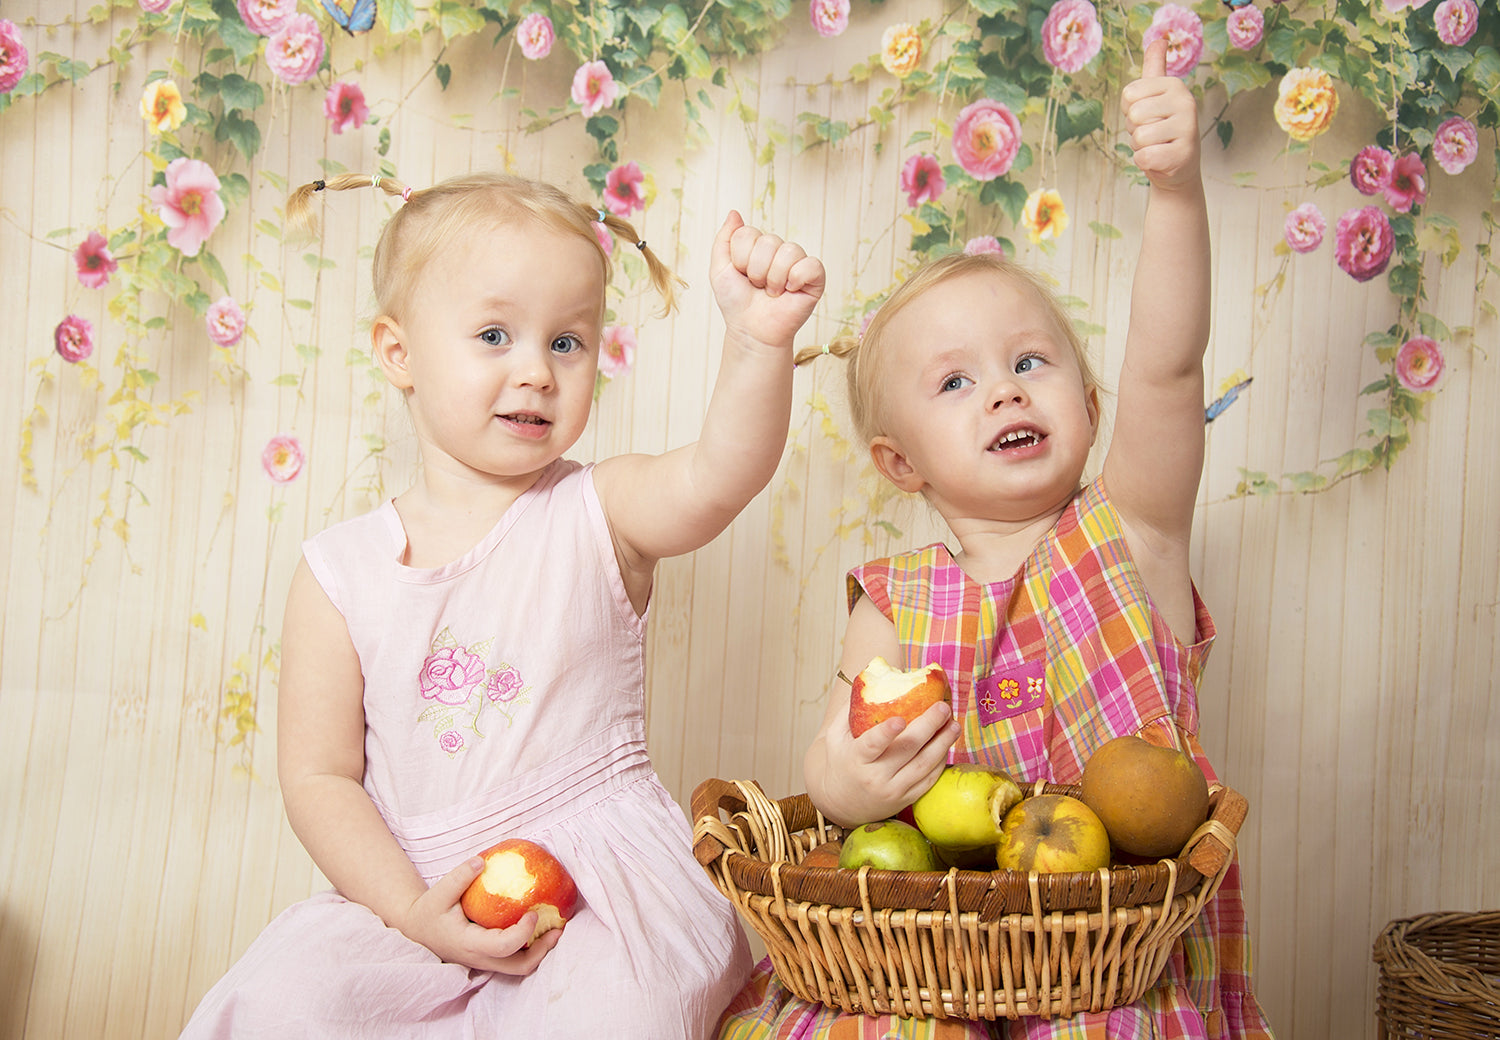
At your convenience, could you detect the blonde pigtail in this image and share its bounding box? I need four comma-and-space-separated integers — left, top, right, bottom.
590, 206, 686, 317
286, 173, 417, 240
793, 333, 859, 368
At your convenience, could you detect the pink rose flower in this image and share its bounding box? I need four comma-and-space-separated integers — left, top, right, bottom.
599, 324, 638, 379
438, 730, 465, 754
1283, 203, 1326, 253
261, 433, 305, 483
1334, 206, 1394, 283
1143, 4, 1205, 77
485, 666, 524, 703
603, 161, 646, 217
266, 12, 324, 86
1227, 5, 1265, 50
74, 230, 119, 289
419, 646, 487, 706
571, 60, 618, 119
964, 235, 1008, 257
1350, 145, 1393, 195
0, 19, 28, 94
206, 296, 247, 347
150, 157, 225, 258
1395, 336, 1444, 391
809, 0, 850, 38
899, 153, 946, 207
236, 0, 296, 36
1383, 152, 1427, 213
952, 99, 1022, 181
54, 315, 95, 363
516, 12, 554, 59
139, 0, 174, 12
324, 80, 368, 134
1041, 0, 1102, 73
592, 221, 614, 256
1432, 116, 1478, 174
1434, 0, 1478, 45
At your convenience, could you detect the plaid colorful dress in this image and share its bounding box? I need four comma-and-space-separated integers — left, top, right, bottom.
717, 477, 1274, 1040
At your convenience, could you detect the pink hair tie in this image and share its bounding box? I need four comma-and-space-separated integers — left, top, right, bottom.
401, 185, 413, 202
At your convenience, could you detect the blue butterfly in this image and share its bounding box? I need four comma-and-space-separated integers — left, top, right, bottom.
1205, 377, 1252, 423
321, 0, 377, 35
1221, 0, 1255, 7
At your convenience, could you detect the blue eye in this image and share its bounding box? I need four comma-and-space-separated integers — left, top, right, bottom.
552, 335, 584, 355
1015, 353, 1044, 374
479, 327, 509, 347
940, 374, 972, 392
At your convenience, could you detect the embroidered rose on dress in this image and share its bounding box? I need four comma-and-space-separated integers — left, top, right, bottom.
417, 627, 533, 754
485, 666, 524, 704
420, 646, 487, 706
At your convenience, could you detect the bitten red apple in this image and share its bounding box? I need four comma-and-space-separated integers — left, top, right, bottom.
848, 657, 951, 737
460, 838, 579, 940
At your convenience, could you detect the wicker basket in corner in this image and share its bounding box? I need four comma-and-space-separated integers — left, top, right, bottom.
691, 778, 1245, 1021
1373, 910, 1500, 1039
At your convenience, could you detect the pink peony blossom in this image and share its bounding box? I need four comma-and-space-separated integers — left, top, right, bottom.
54, 315, 94, 363
964, 235, 1008, 257
236, 0, 296, 36
261, 433, 305, 483
899, 153, 946, 207
1350, 145, 1393, 195
571, 60, 618, 119
592, 221, 614, 256
516, 12, 554, 59
150, 157, 225, 258
1041, 0, 1102, 73
324, 80, 368, 134
266, 13, 324, 85
139, 0, 174, 12
952, 99, 1022, 181
1432, 116, 1478, 174
74, 231, 119, 289
1395, 335, 1444, 391
1143, 4, 1205, 77
1434, 0, 1478, 45
809, 0, 850, 38
1334, 206, 1394, 283
1383, 152, 1427, 213
1283, 203, 1326, 253
599, 324, 638, 379
206, 296, 247, 347
603, 161, 646, 217
418, 646, 485, 706
0, 19, 28, 94
1227, 5, 1265, 50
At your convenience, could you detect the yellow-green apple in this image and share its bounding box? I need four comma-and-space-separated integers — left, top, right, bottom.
837, 819, 942, 871
910, 762, 1023, 856
848, 657, 951, 737
1079, 734, 1210, 858
460, 838, 579, 939
994, 794, 1111, 873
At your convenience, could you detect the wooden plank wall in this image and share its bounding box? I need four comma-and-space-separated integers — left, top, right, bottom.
1, 1, 1496, 1037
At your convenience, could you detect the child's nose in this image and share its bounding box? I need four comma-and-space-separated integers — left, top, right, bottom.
989, 377, 1026, 409
510, 343, 556, 389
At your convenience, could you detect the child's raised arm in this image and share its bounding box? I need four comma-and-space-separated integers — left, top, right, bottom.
594, 212, 824, 596
1102, 39, 1211, 631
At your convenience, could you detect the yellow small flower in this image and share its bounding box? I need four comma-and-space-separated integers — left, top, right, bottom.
1274, 67, 1339, 142
1022, 188, 1069, 244
880, 23, 922, 79
140, 79, 186, 134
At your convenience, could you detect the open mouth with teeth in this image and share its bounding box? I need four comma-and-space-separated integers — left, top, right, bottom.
990, 428, 1042, 452
501, 413, 549, 426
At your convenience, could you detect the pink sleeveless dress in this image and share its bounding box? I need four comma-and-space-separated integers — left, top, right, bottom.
181, 459, 752, 1038
718, 478, 1273, 1040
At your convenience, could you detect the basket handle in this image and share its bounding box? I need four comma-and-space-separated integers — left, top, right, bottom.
1182, 785, 1247, 877
690, 777, 759, 865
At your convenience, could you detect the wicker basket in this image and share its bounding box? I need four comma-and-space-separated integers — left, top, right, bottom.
1373, 910, 1500, 1039
691, 778, 1245, 1021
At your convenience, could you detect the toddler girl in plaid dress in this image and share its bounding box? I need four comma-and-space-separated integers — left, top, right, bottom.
719, 40, 1274, 1040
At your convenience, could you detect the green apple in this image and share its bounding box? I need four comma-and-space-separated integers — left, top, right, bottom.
911, 762, 1024, 854
838, 819, 941, 871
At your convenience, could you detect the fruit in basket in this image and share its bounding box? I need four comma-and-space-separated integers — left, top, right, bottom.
801, 840, 844, 868
994, 794, 1111, 873
461, 838, 579, 939
847, 657, 951, 737
1079, 734, 1210, 858
838, 819, 941, 871
910, 762, 1023, 855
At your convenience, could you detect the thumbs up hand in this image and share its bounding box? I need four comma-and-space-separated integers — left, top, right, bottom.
1121, 38, 1201, 192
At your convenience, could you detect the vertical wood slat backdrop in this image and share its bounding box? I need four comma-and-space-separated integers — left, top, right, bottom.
0, 2, 1496, 1037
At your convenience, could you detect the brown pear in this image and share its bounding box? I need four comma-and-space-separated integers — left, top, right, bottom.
1079, 735, 1210, 858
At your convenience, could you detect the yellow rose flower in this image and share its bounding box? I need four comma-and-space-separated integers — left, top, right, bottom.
1022, 188, 1068, 244
140, 79, 186, 135
880, 23, 922, 79
1274, 67, 1339, 142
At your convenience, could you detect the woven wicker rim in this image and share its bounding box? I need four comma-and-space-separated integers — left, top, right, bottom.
1373, 909, 1500, 1024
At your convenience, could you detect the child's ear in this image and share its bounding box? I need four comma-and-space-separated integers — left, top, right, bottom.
870, 436, 926, 494
371, 316, 413, 391
1086, 385, 1101, 442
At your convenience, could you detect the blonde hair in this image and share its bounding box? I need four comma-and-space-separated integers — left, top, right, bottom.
793, 251, 1101, 445
285, 171, 683, 321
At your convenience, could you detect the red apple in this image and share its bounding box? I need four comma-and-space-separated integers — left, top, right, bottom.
460, 838, 579, 940
848, 657, 951, 737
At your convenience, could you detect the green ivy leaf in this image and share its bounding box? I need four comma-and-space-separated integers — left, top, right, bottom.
217, 73, 265, 113
436, 63, 451, 90
216, 110, 261, 160
1088, 220, 1122, 240
198, 250, 230, 291
1055, 97, 1103, 144
210, 0, 263, 63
